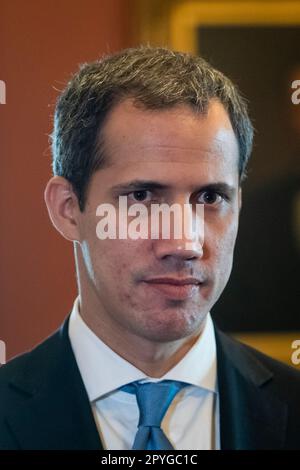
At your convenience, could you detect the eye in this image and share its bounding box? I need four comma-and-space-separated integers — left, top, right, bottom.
198, 190, 224, 206
128, 190, 152, 202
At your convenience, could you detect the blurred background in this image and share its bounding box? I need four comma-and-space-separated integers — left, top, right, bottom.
0, 0, 299, 363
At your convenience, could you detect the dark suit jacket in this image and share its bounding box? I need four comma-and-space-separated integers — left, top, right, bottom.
0, 317, 300, 450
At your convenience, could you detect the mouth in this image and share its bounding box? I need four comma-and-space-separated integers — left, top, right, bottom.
142, 277, 203, 300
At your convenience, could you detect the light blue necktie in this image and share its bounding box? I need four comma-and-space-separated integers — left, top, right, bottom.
121, 380, 187, 450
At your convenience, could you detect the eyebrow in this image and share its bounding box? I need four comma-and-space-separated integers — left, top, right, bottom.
110, 179, 236, 197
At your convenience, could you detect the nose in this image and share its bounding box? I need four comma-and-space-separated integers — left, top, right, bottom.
152, 202, 204, 261
153, 239, 203, 261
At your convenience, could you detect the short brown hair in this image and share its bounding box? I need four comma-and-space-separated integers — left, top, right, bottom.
51, 46, 253, 211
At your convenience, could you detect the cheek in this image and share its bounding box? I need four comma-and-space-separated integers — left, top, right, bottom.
87, 238, 145, 284
217, 223, 239, 279
92, 240, 149, 311
80, 213, 150, 298
205, 212, 239, 269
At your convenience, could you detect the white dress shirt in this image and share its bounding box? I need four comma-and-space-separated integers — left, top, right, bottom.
68, 296, 220, 450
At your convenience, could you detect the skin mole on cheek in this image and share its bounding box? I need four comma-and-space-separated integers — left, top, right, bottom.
118, 289, 136, 306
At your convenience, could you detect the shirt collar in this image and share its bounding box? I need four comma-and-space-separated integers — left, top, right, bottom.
68, 296, 217, 402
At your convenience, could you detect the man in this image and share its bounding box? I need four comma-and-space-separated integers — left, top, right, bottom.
0, 46, 299, 450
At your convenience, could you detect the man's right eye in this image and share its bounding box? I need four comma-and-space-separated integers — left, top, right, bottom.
127, 190, 152, 202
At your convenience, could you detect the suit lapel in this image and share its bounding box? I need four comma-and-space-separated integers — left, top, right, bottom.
215, 328, 288, 449
6, 318, 103, 450
5, 316, 289, 449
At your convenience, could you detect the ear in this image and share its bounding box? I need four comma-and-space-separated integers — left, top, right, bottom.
44, 176, 81, 241
238, 187, 242, 212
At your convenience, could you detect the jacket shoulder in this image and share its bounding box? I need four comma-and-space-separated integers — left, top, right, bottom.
216, 328, 300, 395
0, 326, 63, 409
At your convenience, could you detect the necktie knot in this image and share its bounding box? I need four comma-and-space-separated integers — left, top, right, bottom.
120, 380, 187, 450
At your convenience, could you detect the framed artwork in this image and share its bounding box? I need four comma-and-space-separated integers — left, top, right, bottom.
137, 0, 300, 364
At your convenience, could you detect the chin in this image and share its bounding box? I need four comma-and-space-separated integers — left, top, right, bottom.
138, 310, 206, 343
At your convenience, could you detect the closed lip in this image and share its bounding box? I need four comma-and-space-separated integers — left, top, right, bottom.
143, 277, 202, 286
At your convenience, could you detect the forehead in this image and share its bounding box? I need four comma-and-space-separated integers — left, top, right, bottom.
98, 98, 239, 184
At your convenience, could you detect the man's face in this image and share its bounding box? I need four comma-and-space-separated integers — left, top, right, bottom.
76, 99, 241, 343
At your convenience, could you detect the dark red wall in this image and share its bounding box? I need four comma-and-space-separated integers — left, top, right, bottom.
0, 0, 135, 360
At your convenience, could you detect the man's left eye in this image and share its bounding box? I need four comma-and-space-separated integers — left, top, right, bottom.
198, 191, 224, 205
